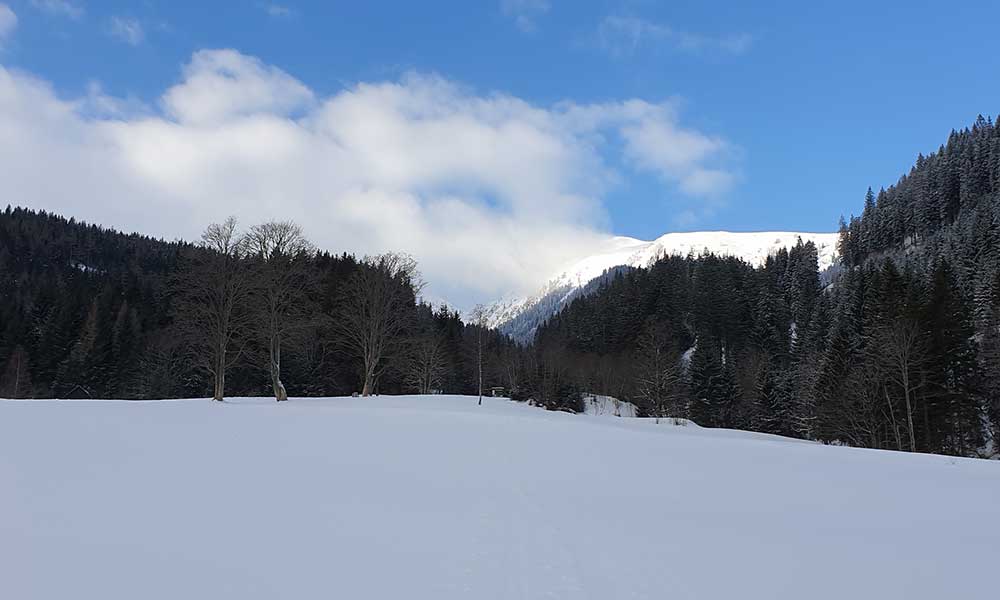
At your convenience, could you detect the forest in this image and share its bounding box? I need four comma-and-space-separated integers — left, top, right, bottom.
2, 115, 999, 457
0, 210, 517, 402
533, 115, 1000, 456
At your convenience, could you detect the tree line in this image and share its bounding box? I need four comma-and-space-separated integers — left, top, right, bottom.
532, 246, 998, 456
0, 207, 517, 401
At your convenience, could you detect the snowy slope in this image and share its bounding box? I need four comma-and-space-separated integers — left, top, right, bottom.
480, 236, 646, 330
485, 231, 839, 341
2, 395, 997, 600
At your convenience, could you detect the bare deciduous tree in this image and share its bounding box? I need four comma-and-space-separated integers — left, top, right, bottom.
471, 304, 487, 405
174, 217, 254, 401
634, 323, 683, 423
334, 252, 421, 397
404, 333, 446, 394
245, 221, 315, 402
135, 334, 188, 400
499, 345, 521, 398
839, 364, 903, 450
871, 320, 927, 452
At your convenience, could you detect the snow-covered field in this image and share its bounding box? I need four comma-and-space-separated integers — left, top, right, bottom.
2, 395, 997, 599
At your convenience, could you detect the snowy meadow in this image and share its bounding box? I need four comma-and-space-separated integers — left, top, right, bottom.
2, 395, 997, 600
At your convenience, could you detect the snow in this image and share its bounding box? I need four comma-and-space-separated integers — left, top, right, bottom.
2, 394, 997, 600
70, 260, 102, 274
681, 342, 697, 367
582, 393, 638, 417
484, 230, 840, 338
550, 231, 839, 293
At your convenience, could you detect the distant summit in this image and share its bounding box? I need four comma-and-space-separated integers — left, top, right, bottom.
484, 231, 839, 342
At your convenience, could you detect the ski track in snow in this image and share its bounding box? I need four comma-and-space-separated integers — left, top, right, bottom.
1, 395, 998, 600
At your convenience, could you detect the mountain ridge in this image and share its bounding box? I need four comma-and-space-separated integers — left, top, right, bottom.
485, 230, 840, 341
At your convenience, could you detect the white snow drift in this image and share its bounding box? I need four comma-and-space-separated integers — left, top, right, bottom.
1, 395, 996, 600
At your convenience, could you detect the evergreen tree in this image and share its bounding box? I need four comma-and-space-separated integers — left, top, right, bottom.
920, 260, 984, 455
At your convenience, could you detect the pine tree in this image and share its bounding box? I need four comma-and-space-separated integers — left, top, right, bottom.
687, 340, 739, 428
752, 361, 792, 436
920, 260, 984, 455
837, 216, 852, 267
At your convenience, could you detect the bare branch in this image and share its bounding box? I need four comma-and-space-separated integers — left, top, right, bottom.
332, 252, 419, 396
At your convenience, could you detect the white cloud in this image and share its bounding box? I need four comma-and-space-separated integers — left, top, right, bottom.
107, 16, 144, 46
30, 0, 83, 19
77, 81, 149, 119
263, 4, 294, 18
560, 99, 735, 197
598, 16, 754, 57
501, 0, 550, 33
0, 49, 734, 307
161, 50, 315, 125
0, 4, 16, 46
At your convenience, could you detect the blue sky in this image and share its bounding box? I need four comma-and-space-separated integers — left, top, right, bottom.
1, 0, 998, 303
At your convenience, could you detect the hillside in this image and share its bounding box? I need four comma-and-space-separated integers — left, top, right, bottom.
1, 395, 997, 600
485, 231, 839, 343
523, 118, 1000, 456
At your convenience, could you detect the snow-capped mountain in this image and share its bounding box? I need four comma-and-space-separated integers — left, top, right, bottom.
485, 231, 840, 342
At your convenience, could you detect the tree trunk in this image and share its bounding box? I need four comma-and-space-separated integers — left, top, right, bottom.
270, 337, 287, 401
477, 328, 483, 406
361, 358, 376, 396
902, 368, 916, 452
12, 353, 20, 400
213, 351, 225, 401
273, 378, 288, 402
884, 384, 902, 451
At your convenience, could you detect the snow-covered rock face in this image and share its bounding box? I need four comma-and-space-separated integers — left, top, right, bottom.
484, 231, 840, 342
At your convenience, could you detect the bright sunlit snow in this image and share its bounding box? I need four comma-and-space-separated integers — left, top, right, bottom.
2, 395, 997, 599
